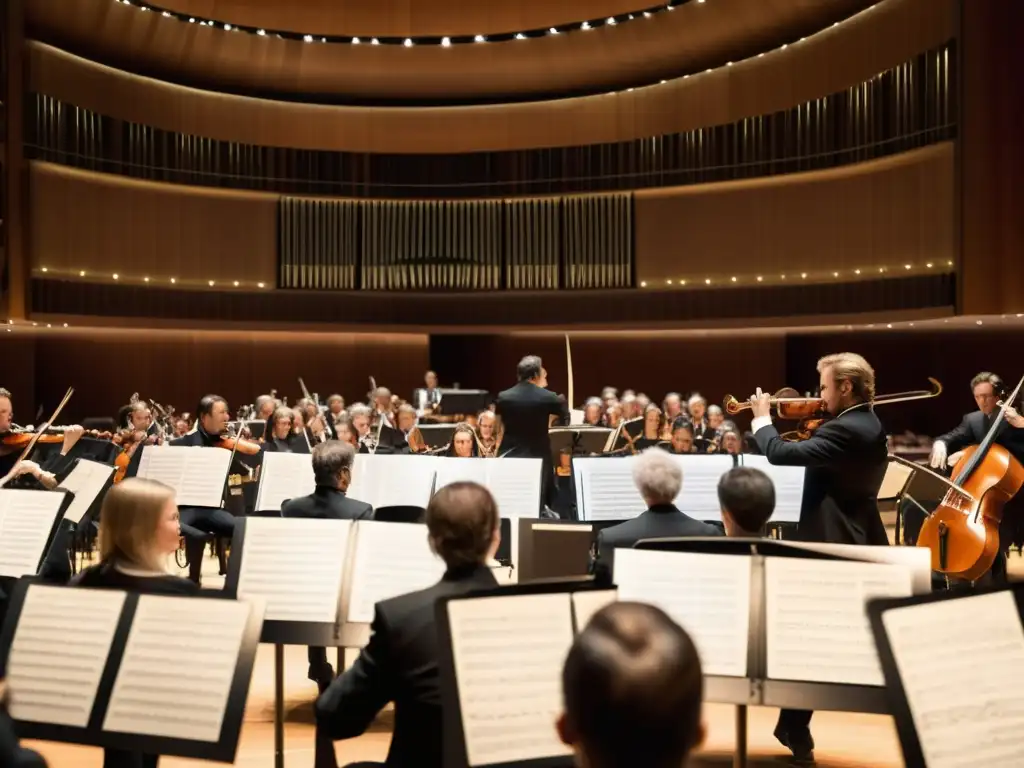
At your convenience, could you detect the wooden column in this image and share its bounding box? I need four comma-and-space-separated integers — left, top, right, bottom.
3, 0, 26, 319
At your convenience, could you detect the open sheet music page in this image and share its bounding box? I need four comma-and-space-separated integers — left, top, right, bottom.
104, 595, 252, 741
7, 585, 126, 727
881, 591, 1024, 768
448, 593, 575, 766
485, 459, 541, 519
739, 455, 805, 524
674, 455, 734, 522
570, 409, 586, 426
237, 518, 351, 622
57, 459, 115, 524
877, 460, 914, 499
137, 446, 232, 507
614, 549, 751, 677
572, 589, 618, 631
765, 557, 913, 686
347, 455, 437, 509
434, 458, 487, 490
575, 457, 646, 522
0, 489, 64, 577
255, 452, 315, 512
346, 521, 446, 623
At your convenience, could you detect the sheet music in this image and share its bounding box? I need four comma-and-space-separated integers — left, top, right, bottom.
739, 455, 805, 524
764, 557, 913, 686
236, 517, 351, 623
255, 452, 316, 512
347, 454, 437, 509
674, 455, 733, 522
878, 460, 914, 499
572, 589, 618, 631
7, 585, 126, 727
136, 446, 232, 507
103, 596, 252, 741
575, 457, 646, 522
0, 489, 64, 577
57, 459, 115, 524
448, 593, 575, 766
346, 521, 446, 623
570, 409, 585, 426
614, 549, 751, 677
486, 459, 542, 519
881, 591, 1024, 768
434, 457, 487, 489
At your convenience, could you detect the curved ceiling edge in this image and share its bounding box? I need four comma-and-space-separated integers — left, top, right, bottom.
27, 0, 954, 154
27, 0, 874, 102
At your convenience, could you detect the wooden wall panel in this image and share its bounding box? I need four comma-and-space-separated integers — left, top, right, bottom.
28, 162, 279, 285
634, 143, 955, 284
26, 0, 953, 152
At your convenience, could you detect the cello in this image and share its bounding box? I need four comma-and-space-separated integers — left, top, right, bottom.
917, 373, 1024, 581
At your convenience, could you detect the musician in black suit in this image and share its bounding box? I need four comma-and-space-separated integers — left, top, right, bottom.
495, 356, 569, 510
928, 371, 1024, 579
750, 352, 888, 763
315, 482, 500, 768
262, 406, 311, 454
413, 370, 442, 417
592, 448, 721, 582
282, 440, 373, 692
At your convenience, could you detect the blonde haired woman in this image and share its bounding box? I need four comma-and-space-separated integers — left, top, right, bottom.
73, 478, 198, 596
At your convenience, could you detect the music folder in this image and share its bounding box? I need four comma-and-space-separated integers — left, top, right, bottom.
0, 489, 71, 578
0, 580, 264, 762
436, 579, 617, 768
869, 584, 1024, 768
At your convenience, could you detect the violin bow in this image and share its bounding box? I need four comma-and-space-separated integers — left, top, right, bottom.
0, 387, 74, 488
565, 333, 575, 414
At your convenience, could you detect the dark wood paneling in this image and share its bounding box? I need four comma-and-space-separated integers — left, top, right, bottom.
26, 0, 952, 151
29, 274, 955, 329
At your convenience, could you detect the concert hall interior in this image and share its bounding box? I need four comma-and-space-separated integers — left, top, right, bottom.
2, 0, 1024, 767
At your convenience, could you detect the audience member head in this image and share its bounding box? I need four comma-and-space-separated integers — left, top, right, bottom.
817, 352, 875, 414
517, 355, 547, 387
425, 482, 500, 569
558, 602, 705, 768
197, 395, 229, 436
688, 393, 707, 422
311, 440, 355, 490
98, 478, 180, 573
633, 448, 682, 507
717, 467, 775, 536
268, 406, 294, 442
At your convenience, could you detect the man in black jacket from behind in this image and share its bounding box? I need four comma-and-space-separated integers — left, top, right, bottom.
282, 440, 374, 691
592, 447, 722, 582
315, 481, 500, 768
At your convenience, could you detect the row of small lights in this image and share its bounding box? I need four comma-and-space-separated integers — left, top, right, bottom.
114, 0, 703, 47
639, 261, 955, 288
36, 267, 268, 289
6, 319, 70, 331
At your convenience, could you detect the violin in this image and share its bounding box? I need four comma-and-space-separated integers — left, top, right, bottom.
216, 435, 262, 456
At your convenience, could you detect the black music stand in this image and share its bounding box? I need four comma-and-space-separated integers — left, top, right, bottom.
436, 389, 490, 417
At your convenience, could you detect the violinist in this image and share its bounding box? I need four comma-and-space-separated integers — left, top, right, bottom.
326, 394, 346, 421
662, 392, 684, 425
716, 428, 744, 456
687, 394, 716, 449
0, 388, 83, 486
255, 394, 278, 421
335, 420, 359, 448
395, 405, 426, 453
263, 407, 310, 454
167, 395, 239, 585
748, 352, 888, 764
477, 410, 499, 458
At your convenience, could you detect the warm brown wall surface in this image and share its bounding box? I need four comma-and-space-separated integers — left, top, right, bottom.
28, 162, 279, 286
26, 0, 952, 152
635, 143, 955, 285
155, 0, 650, 38
26, 0, 873, 102
959, 0, 1024, 315
2, 331, 428, 424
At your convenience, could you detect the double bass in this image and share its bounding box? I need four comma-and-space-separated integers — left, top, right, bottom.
917, 373, 1024, 581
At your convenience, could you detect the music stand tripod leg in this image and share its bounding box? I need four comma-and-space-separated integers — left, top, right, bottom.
734, 704, 748, 768
275, 643, 285, 768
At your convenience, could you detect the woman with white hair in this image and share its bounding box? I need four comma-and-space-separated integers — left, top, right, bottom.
591, 448, 721, 581
686, 393, 716, 449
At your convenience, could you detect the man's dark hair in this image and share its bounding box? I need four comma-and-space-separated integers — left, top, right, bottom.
717, 467, 775, 534
971, 371, 1004, 395
425, 482, 499, 568
671, 418, 694, 434
563, 602, 703, 768
517, 355, 543, 382
311, 440, 355, 486
196, 395, 227, 419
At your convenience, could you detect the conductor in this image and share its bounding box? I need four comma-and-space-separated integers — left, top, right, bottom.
495, 356, 568, 510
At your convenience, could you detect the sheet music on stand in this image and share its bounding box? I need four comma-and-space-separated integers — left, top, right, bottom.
869, 585, 1024, 768
57, 459, 115, 524
675, 454, 735, 520
345, 520, 446, 624
0, 489, 67, 578
434, 457, 542, 519
436, 580, 618, 768
136, 445, 232, 507
739, 454, 804, 523
347, 454, 438, 509
255, 452, 315, 512
0, 581, 264, 762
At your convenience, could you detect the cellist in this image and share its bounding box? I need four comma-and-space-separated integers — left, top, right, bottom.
747, 352, 889, 765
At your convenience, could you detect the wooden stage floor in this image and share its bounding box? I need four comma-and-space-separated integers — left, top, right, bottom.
25, 550, 1023, 767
